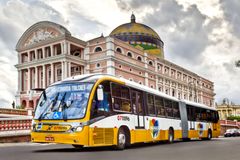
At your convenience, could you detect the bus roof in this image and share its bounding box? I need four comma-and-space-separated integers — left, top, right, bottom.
181, 99, 216, 111
51, 74, 216, 110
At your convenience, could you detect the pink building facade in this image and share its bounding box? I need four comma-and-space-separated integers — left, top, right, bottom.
15, 20, 215, 109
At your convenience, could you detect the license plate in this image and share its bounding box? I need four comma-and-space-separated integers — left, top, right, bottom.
45, 136, 54, 141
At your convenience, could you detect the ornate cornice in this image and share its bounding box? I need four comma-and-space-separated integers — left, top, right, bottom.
16, 21, 71, 52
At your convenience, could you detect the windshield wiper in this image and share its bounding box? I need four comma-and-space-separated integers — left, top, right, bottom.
60, 92, 67, 121
50, 93, 59, 112
38, 90, 48, 121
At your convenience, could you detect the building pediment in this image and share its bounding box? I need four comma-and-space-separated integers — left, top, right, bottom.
16, 21, 71, 52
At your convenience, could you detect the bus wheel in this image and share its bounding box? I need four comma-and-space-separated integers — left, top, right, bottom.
72, 145, 83, 149
168, 128, 174, 143
115, 128, 126, 150
207, 130, 212, 140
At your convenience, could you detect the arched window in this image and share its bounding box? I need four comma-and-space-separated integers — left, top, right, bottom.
149, 61, 153, 66
116, 47, 122, 53
137, 56, 142, 62
94, 47, 102, 52
127, 52, 133, 58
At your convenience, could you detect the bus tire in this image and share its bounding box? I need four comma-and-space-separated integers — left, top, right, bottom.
168, 128, 174, 143
207, 130, 212, 140
115, 128, 126, 150
72, 144, 84, 149
182, 138, 190, 142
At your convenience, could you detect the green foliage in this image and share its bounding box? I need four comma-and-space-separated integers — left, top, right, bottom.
132, 44, 158, 50
227, 115, 240, 121
16, 105, 25, 109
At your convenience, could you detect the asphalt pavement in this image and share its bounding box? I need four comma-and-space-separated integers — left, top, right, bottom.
0, 137, 240, 160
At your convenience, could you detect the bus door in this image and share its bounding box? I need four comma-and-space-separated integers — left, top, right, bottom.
131, 90, 145, 129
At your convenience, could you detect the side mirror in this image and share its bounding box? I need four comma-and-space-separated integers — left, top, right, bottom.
97, 85, 104, 101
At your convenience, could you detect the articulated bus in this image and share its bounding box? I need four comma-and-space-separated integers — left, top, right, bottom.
31, 74, 220, 149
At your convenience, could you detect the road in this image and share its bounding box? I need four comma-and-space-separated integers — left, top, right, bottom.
0, 137, 240, 160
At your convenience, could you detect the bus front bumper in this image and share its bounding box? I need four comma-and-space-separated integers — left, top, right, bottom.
31, 126, 89, 145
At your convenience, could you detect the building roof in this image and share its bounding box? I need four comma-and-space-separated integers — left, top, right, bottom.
109, 14, 164, 58
110, 16, 161, 40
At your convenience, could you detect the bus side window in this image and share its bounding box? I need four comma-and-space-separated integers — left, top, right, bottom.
111, 83, 131, 113
91, 82, 111, 118
147, 94, 155, 115
155, 96, 165, 117
164, 99, 173, 117
172, 101, 180, 119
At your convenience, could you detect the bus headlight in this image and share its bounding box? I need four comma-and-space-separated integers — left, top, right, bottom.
75, 126, 83, 132
69, 126, 83, 133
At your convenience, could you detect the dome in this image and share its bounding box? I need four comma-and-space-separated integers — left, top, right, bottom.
110, 14, 164, 58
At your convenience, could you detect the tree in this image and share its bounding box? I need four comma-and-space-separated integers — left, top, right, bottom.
236, 60, 240, 67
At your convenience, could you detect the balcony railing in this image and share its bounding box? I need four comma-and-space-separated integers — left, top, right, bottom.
0, 108, 28, 115
0, 118, 31, 131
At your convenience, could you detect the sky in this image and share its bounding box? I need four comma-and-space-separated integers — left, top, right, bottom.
0, 0, 240, 108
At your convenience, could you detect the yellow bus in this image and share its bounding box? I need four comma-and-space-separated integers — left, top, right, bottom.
31, 74, 220, 149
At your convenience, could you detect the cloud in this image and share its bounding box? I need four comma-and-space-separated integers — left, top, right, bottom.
51, 1, 107, 40
115, 0, 240, 104
0, 0, 239, 107
0, 0, 68, 108
0, 0, 111, 107
220, 0, 240, 38
116, 0, 221, 65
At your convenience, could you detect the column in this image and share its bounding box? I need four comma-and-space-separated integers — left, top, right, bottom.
27, 68, 31, 91
28, 51, 30, 62
61, 61, 65, 80
51, 63, 54, 84
65, 61, 68, 78
61, 42, 64, 54
176, 88, 179, 99
144, 52, 148, 69
68, 62, 71, 77
35, 49, 38, 60
64, 41, 68, 54
42, 65, 46, 88
43, 47, 46, 59
155, 76, 158, 91
155, 60, 158, 72
107, 60, 115, 75
35, 67, 38, 88
68, 43, 71, 55
145, 72, 148, 87
18, 70, 22, 92
162, 78, 166, 93
50, 45, 54, 57
81, 66, 84, 74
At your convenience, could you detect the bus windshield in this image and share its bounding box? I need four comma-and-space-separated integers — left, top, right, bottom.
34, 83, 94, 120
